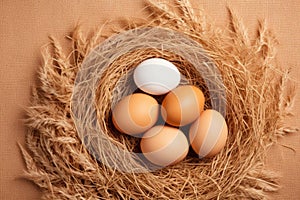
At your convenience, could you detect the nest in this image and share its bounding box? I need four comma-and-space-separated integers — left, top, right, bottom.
21, 0, 297, 199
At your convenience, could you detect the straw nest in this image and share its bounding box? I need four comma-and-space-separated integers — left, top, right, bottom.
21, 0, 297, 199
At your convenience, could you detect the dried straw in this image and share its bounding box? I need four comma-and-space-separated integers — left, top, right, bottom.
21, 0, 298, 199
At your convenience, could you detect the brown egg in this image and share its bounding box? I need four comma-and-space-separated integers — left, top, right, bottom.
112, 93, 159, 136
189, 109, 228, 158
140, 125, 189, 166
161, 85, 205, 126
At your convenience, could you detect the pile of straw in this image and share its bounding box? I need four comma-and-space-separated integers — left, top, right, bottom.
21, 0, 297, 199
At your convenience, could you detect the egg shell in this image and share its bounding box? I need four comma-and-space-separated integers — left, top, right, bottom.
112, 93, 159, 136
189, 109, 228, 158
161, 85, 205, 126
140, 125, 189, 166
133, 58, 180, 95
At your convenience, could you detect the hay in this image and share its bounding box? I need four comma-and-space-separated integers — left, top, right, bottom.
21, 0, 298, 199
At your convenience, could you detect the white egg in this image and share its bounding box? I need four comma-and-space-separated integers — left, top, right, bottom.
133, 58, 180, 95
